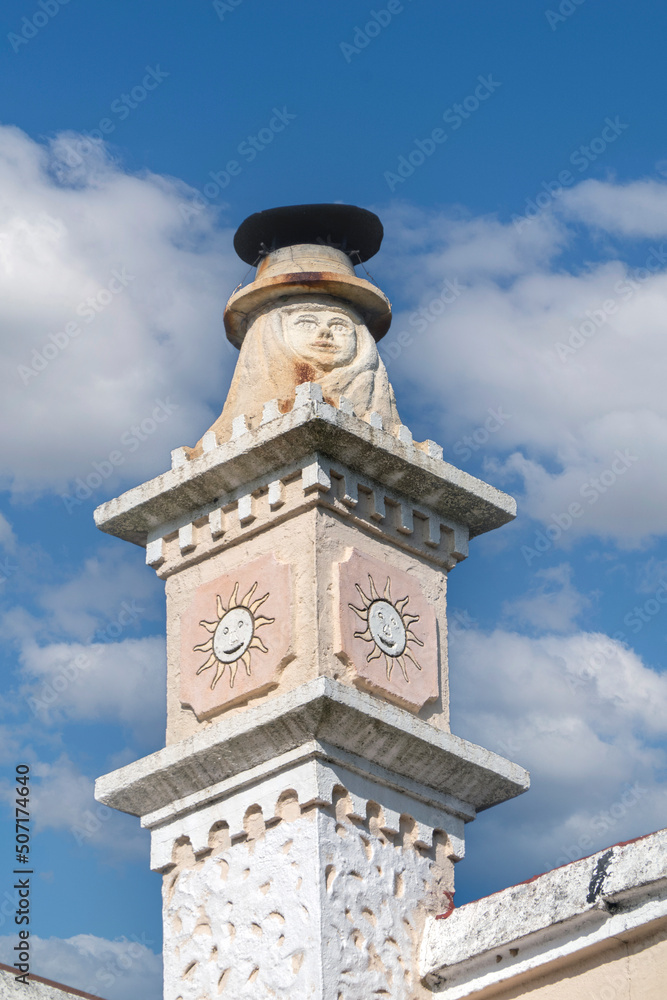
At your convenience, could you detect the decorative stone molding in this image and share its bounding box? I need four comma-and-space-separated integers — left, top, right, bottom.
95, 678, 529, 868
144, 751, 468, 872
94, 390, 514, 553
92, 208, 527, 1000
144, 453, 470, 578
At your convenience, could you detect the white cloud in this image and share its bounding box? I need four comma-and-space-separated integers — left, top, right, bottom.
560, 177, 667, 237
379, 183, 667, 548
0, 513, 16, 552
502, 563, 590, 632
28, 755, 149, 859
449, 625, 667, 882
0, 933, 161, 1000
0, 125, 239, 496
18, 635, 166, 744
36, 548, 162, 643
2, 135, 665, 552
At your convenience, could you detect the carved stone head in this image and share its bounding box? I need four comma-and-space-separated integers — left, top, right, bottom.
280, 300, 359, 374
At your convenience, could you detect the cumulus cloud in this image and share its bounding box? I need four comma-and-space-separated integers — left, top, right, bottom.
560, 177, 667, 237
378, 182, 667, 548
18, 635, 166, 744
449, 624, 667, 891
0, 125, 239, 496
0, 933, 161, 1000
0, 753, 149, 860
3, 131, 665, 551
32, 756, 150, 859
501, 563, 591, 632
36, 547, 163, 643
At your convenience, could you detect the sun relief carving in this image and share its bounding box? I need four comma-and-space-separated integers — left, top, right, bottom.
194, 581, 275, 690
349, 575, 424, 683
180, 554, 291, 718
337, 550, 439, 712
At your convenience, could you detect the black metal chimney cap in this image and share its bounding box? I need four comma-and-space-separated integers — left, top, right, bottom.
233, 204, 384, 265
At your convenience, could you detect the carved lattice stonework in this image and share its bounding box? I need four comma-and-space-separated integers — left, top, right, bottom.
337, 549, 439, 712
162, 805, 441, 1000
180, 554, 291, 718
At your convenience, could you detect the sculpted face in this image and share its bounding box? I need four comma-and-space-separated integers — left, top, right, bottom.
213, 607, 254, 663
282, 302, 358, 371
368, 600, 407, 658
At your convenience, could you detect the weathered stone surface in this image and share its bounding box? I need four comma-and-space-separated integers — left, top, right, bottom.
163, 506, 452, 741
142, 750, 470, 872
91, 211, 527, 1000
0, 966, 103, 999
95, 677, 529, 821
94, 393, 516, 547
420, 827, 667, 997
162, 806, 436, 1000
200, 292, 402, 452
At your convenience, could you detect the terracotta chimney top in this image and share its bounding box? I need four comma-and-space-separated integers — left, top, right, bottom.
224, 203, 392, 347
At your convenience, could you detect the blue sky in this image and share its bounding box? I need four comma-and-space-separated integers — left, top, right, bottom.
1, 2, 667, 997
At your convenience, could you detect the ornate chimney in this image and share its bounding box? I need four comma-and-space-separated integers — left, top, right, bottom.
94, 204, 529, 999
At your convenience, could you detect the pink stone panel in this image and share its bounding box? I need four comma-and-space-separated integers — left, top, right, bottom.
337, 549, 438, 712
180, 554, 291, 719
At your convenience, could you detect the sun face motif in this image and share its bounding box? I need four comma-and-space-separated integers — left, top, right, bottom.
194, 581, 274, 690
349, 574, 424, 682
